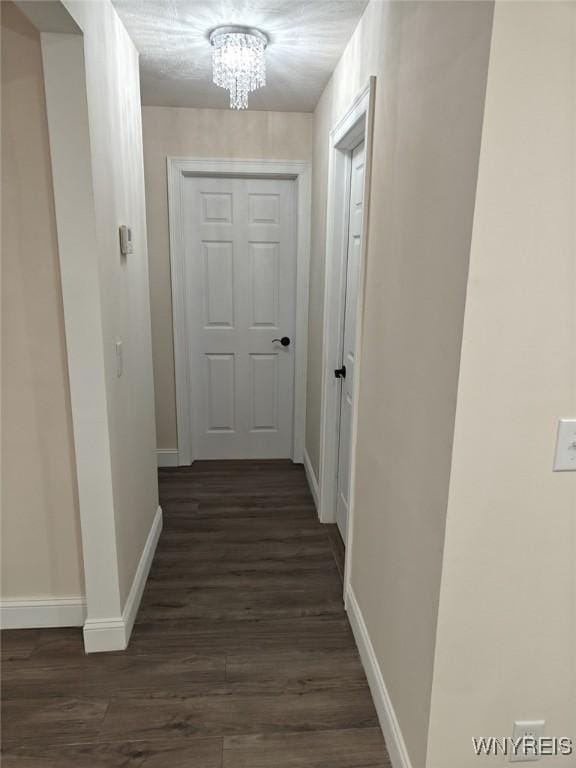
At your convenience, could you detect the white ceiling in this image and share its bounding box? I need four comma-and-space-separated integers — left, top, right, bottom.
112, 1, 368, 112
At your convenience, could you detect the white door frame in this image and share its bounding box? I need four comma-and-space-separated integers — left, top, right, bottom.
167, 157, 311, 466
318, 78, 376, 590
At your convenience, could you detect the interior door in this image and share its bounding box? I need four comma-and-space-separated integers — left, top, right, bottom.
336, 142, 365, 542
184, 176, 296, 459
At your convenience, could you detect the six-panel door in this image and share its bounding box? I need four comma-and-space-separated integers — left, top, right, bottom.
184, 177, 296, 459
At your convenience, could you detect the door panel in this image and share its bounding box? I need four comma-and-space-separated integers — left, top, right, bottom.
248, 192, 280, 224
201, 192, 233, 223
185, 177, 296, 459
250, 353, 279, 431
249, 242, 279, 327
336, 142, 365, 542
202, 241, 234, 327
205, 353, 235, 432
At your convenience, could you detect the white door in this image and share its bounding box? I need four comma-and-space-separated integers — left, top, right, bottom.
184, 176, 296, 459
336, 142, 365, 541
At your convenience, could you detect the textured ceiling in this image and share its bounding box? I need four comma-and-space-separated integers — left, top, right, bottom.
112, 0, 368, 112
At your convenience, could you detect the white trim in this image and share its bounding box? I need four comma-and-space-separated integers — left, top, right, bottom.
41, 30, 126, 649
121, 506, 163, 643
83, 506, 163, 653
0, 597, 86, 630
342, 79, 376, 601
319, 78, 375, 524
346, 587, 413, 768
303, 449, 320, 510
81, 617, 126, 653
157, 449, 180, 468
318, 78, 376, 600
167, 157, 311, 466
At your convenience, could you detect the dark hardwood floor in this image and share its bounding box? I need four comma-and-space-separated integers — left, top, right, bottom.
1, 460, 390, 767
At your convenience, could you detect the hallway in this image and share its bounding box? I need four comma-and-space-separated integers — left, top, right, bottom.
2, 461, 390, 766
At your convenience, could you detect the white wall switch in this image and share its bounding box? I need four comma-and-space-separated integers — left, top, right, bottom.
119, 224, 133, 256
115, 340, 123, 378
553, 419, 576, 471
510, 720, 545, 762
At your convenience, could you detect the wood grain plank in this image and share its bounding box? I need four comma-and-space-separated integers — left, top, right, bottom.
1, 629, 40, 661
1, 757, 55, 768
225, 648, 368, 693
223, 728, 391, 767
98, 688, 379, 741
2, 653, 225, 699
2, 737, 222, 768
2, 696, 109, 746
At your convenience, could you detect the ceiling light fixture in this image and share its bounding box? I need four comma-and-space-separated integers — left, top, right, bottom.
210, 26, 268, 110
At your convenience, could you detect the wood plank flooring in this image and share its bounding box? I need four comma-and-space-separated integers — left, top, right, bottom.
1, 460, 390, 767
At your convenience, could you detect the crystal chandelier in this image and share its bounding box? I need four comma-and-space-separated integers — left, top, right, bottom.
210, 26, 268, 110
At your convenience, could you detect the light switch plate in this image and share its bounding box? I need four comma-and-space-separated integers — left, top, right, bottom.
553, 419, 576, 471
115, 340, 123, 378
119, 224, 133, 256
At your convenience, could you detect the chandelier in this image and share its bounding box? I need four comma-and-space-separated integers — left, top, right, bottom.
210, 26, 268, 110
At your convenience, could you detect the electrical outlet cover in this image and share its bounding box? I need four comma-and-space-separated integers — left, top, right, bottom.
510, 720, 545, 762
553, 419, 576, 471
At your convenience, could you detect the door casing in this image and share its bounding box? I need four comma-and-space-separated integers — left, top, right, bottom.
167, 158, 311, 466
335, 141, 366, 543
318, 78, 376, 598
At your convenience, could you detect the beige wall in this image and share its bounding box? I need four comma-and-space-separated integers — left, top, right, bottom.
1, 1, 84, 598
427, 3, 576, 766
308, 2, 493, 766
141, 107, 313, 450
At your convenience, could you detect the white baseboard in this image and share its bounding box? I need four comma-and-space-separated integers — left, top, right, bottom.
303, 448, 320, 510
346, 587, 413, 768
81, 617, 126, 653
157, 449, 179, 467
122, 504, 163, 641
83, 505, 163, 653
0, 596, 86, 629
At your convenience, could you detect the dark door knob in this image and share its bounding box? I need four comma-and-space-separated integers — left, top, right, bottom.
272, 336, 291, 347
334, 366, 346, 379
